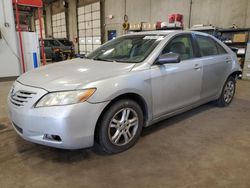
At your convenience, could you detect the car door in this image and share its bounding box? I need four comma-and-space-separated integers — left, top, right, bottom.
151, 34, 203, 119
195, 34, 232, 100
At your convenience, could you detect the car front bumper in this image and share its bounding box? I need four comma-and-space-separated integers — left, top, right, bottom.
8, 81, 108, 149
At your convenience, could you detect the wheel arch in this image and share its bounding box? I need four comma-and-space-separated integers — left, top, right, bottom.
94, 92, 149, 142
228, 70, 242, 80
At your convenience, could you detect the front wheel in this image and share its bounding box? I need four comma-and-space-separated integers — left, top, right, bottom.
96, 99, 143, 154
216, 76, 236, 107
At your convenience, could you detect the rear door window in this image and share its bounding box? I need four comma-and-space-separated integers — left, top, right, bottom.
196, 35, 219, 57
49, 40, 60, 47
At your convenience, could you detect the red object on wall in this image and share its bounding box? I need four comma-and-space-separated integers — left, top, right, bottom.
169, 13, 184, 27
12, 0, 43, 7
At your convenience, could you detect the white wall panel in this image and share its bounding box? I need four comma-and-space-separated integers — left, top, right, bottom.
52, 12, 67, 38
85, 5, 91, 13
78, 7, 85, 14
85, 13, 91, 21
79, 30, 85, 37
85, 29, 92, 36
79, 38, 86, 44
93, 28, 101, 36
92, 20, 100, 28
79, 23, 85, 30
35, 19, 46, 38
92, 2, 100, 11
86, 37, 92, 44
86, 44, 93, 52
92, 11, 100, 20
78, 15, 85, 22
93, 37, 101, 44
85, 21, 92, 29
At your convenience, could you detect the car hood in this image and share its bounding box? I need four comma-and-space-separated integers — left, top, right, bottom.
17, 58, 135, 91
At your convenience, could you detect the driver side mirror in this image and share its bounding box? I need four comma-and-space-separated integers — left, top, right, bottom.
157, 53, 181, 65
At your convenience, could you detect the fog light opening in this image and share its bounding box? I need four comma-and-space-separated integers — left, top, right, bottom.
44, 134, 62, 142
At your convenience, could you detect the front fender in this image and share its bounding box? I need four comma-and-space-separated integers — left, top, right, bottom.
84, 69, 153, 119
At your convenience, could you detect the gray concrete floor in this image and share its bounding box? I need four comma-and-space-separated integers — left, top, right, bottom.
0, 80, 250, 188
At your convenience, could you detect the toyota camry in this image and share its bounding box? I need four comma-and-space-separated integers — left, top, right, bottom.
8, 31, 241, 154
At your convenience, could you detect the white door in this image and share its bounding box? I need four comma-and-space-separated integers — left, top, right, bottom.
52, 12, 67, 38
78, 2, 101, 55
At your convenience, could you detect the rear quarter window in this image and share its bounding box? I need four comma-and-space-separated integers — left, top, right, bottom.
215, 41, 227, 55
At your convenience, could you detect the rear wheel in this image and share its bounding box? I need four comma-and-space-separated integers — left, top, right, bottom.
216, 76, 236, 107
96, 99, 143, 154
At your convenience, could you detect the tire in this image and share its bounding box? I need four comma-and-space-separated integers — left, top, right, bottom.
216, 76, 236, 107
96, 99, 144, 154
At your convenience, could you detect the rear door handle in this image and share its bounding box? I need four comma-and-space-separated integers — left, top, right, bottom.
225, 57, 232, 63
194, 64, 201, 70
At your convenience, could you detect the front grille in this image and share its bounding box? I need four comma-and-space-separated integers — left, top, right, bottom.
10, 90, 36, 107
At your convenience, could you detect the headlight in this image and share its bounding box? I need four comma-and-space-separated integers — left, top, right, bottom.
35, 88, 96, 107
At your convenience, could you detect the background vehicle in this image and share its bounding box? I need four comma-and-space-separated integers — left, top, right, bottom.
41, 39, 64, 62
57, 38, 75, 59
9, 31, 241, 154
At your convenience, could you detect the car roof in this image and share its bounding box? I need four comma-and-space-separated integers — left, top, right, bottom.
125, 30, 210, 37
42, 38, 68, 40
126, 30, 175, 36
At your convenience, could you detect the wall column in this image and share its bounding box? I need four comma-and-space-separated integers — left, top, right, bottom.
68, 0, 78, 52
45, 4, 53, 37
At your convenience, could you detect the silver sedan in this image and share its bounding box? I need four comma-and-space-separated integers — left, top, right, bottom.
8, 31, 242, 154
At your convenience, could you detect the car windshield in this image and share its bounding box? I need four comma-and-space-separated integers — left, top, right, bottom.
87, 35, 165, 63
58, 39, 73, 46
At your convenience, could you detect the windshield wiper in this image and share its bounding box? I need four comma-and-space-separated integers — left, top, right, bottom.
93, 57, 115, 62
114, 59, 134, 63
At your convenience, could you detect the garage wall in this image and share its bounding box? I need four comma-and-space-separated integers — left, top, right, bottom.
104, 0, 125, 41
68, 0, 78, 51
45, 0, 250, 53
51, 0, 65, 14
45, 5, 53, 37
191, 0, 249, 28
104, 0, 250, 39
244, 0, 250, 28
104, 0, 191, 40
126, 0, 191, 26
0, 0, 20, 77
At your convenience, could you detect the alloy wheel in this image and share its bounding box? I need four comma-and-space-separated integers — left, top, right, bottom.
108, 108, 139, 146
223, 80, 235, 103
